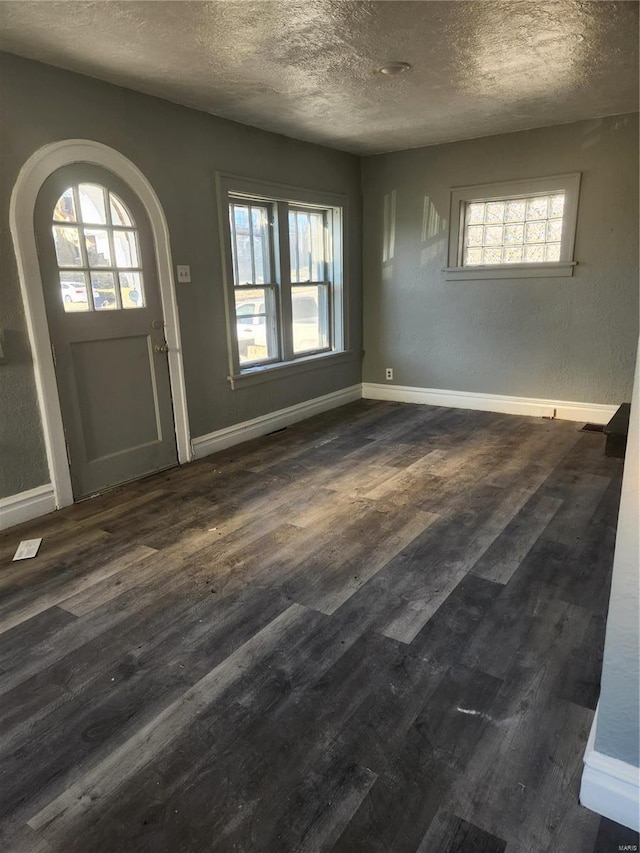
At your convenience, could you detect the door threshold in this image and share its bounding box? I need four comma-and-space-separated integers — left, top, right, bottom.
76, 462, 180, 503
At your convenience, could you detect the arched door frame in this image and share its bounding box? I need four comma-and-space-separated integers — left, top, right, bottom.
10, 140, 192, 509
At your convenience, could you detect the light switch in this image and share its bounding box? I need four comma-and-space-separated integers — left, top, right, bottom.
176, 265, 191, 283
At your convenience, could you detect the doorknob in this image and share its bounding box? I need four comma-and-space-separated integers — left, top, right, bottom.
154, 343, 169, 353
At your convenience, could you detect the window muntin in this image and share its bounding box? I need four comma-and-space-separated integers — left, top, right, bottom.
52, 183, 144, 312
228, 194, 338, 370
463, 193, 565, 266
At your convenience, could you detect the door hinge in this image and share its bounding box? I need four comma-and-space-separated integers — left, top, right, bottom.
65, 441, 71, 465
51, 343, 57, 367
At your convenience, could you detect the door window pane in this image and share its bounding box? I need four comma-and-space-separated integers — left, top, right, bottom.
292, 285, 328, 354
109, 192, 133, 227
53, 188, 77, 223
113, 230, 139, 267
78, 184, 107, 224
85, 229, 112, 267
120, 272, 144, 308
53, 226, 82, 267
60, 271, 89, 312
90, 272, 118, 310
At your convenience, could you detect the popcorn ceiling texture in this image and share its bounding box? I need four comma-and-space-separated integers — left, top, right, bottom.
0, 0, 638, 154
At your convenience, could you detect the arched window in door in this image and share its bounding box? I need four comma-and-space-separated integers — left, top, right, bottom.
52, 183, 145, 312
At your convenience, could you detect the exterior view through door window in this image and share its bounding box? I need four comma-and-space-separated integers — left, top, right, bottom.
52, 183, 145, 312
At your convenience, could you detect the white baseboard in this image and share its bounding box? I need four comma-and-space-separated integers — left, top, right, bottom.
0, 484, 56, 532
580, 707, 640, 831
362, 383, 618, 424
0, 383, 619, 531
192, 384, 362, 460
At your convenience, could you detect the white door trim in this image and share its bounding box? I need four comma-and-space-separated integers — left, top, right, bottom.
10, 139, 191, 509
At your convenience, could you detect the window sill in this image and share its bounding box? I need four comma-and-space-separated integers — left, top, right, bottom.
443, 261, 577, 281
228, 350, 354, 389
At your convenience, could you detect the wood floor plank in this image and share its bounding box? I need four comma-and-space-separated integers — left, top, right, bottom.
416, 808, 507, 853
470, 493, 564, 584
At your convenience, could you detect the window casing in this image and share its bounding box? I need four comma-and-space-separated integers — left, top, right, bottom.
445, 173, 581, 280
217, 175, 347, 387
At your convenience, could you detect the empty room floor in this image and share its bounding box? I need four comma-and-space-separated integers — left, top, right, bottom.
0, 400, 634, 853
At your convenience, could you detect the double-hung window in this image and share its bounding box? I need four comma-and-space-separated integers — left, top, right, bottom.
445, 173, 581, 280
218, 175, 346, 387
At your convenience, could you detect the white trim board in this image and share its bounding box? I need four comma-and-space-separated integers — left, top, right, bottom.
580, 707, 640, 831
9, 139, 191, 511
192, 385, 361, 460
0, 485, 56, 533
362, 383, 618, 424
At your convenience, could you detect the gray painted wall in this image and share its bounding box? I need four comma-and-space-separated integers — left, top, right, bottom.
595, 341, 639, 767
0, 53, 362, 499
361, 115, 639, 403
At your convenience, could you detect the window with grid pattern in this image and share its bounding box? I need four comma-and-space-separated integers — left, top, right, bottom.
446, 173, 581, 280
463, 193, 565, 266
52, 183, 144, 311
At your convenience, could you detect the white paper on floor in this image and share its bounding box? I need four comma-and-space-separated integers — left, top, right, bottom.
12, 538, 43, 561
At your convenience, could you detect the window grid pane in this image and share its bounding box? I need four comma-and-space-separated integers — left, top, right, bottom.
53, 184, 144, 312
462, 192, 565, 266
59, 271, 90, 312
78, 184, 107, 224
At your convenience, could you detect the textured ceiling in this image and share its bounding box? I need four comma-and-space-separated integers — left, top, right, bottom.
0, 1, 638, 154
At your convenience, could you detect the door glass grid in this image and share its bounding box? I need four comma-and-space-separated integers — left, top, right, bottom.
463, 193, 565, 265
53, 183, 145, 312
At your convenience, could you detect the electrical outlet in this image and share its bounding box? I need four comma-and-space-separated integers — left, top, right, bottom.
176, 265, 191, 283
385, 368, 393, 381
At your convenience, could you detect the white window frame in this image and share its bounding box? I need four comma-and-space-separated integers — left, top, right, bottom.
216, 173, 349, 389
444, 172, 581, 280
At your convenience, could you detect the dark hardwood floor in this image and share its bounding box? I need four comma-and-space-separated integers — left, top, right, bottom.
0, 400, 634, 853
